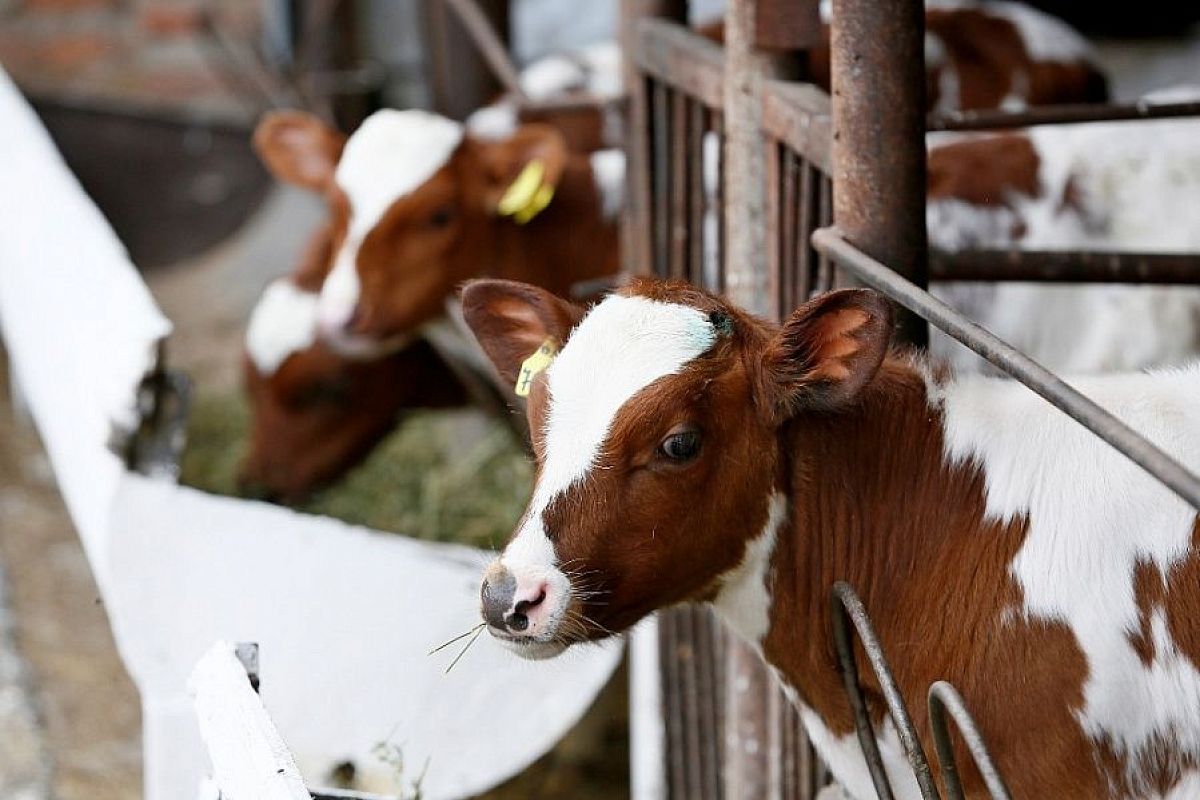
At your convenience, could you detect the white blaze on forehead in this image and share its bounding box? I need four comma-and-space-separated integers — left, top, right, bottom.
245, 279, 318, 374
537, 294, 717, 508
502, 294, 717, 578
335, 109, 464, 241
319, 110, 462, 332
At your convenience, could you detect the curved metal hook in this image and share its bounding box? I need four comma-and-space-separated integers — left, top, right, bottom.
928, 681, 1011, 800
830, 581, 941, 800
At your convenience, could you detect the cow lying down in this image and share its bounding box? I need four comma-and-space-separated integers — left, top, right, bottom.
464, 276, 1200, 800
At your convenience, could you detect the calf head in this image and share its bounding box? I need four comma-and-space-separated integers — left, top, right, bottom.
462, 278, 892, 658
239, 277, 466, 503
254, 109, 568, 359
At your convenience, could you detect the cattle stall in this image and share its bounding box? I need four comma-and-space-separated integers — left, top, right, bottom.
619, 1, 1200, 798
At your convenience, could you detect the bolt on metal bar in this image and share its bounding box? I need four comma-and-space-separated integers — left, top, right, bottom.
928, 681, 1011, 800
831, 582, 941, 800
928, 100, 1200, 132
812, 226, 1200, 511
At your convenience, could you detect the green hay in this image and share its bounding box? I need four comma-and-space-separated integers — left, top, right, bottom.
179, 391, 531, 551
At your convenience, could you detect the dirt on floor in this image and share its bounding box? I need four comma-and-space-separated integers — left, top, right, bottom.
0, 347, 144, 800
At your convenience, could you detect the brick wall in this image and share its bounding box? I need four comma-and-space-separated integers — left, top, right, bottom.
0, 0, 275, 125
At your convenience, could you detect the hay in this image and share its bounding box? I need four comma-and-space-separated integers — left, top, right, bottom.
178, 390, 531, 551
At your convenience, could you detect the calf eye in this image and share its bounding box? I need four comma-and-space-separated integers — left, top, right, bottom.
428, 205, 455, 228
658, 428, 701, 462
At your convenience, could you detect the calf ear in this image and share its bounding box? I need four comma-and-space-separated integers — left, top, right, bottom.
253, 110, 346, 191
760, 289, 893, 420
461, 279, 585, 389
477, 124, 569, 223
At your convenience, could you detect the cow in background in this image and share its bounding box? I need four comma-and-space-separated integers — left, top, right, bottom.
927, 110, 1200, 373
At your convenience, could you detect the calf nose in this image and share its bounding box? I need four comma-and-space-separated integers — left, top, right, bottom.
481, 564, 550, 635
481, 565, 517, 629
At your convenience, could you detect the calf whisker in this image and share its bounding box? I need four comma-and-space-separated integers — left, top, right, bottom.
443, 625, 487, 674
428, 623, 486, 656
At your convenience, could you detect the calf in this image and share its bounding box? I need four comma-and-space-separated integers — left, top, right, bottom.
927, 114, 1200, 373
703, 0, 1108, 111
237, 221, 469, 502
253, 108, 622, 360
463, 277, 1200, 799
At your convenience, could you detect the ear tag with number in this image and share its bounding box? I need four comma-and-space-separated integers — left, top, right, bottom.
514, 338, 558, 397
497, 159, 555, 224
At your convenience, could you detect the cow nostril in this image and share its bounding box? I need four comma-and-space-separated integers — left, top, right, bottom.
506, 611, 529, 631
343, 307, 363, 333
514, 588, 546, 614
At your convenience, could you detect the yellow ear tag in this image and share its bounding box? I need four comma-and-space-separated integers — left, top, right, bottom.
513, 184, 555, 224
514, 338, 558, 397
498, 160, 546, 217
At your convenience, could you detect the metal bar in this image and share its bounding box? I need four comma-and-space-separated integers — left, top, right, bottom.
633, 18, 726, 109
930, 249, 1200, 284
928, 681, 1012, 800
929, 100, 1200, 132
831, 582, 941, 800
670, 89, 689, 280
621, 0, 686, 275
831, 0, 929, 346
688, 98, 706, 284
441, 0, 527, 101
813, 226, 1200, 510
652, 80, 671, 277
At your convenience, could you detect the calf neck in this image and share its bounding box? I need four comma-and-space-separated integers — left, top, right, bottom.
463, 278, 1200, 799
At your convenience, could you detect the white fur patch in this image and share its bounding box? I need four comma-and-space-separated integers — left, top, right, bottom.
466, 100, 518, 141
336, 109, 464, 242
520, 55, 587, 99
798, 704, 921, 800
935, 365, 1200, 781
317, 110, 464, 334
499, 295, 718, 634
712, 492, 786, 645
589, 149, 626, 220
986, 0, 1092, 62
244, 279, 318, 375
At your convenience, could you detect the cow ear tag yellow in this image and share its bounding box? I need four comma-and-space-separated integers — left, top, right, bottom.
515, 338, 558, 397
498, 159, 555, 224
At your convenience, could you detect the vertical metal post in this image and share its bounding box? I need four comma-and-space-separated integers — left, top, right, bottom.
722, 1, 819, 797
830, 0, 929, 346
422, 0, 510, 120
621, 0, 687, 275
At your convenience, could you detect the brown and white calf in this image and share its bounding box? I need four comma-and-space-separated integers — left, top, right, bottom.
927, 111, 1200, 373
463, 277, 1200, 799
238, 224, 468, 502
253, 108, 622, 360
701, 0, 1109, 111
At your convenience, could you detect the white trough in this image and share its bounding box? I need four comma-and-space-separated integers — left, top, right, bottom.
0, 68, 623, 799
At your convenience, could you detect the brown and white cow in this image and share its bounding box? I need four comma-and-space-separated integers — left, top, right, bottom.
701, 0, 1109, 111
237, 222, 469, 502
252, 108, 622, 361
926, 111, 1200, 374
238, 107, 622, 500
463, 277, 1200, 799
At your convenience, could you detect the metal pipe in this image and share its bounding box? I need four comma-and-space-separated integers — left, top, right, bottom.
929, 100, 1200, 132
928, 681, 1012, 800
441, 0, 527, 101
830, 0, 930, 346
813, 226, 1200, 510
930, 249, 1200, 284
831, 582, 942, 800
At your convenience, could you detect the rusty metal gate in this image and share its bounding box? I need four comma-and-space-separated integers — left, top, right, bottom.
621, 0, 1200, 798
